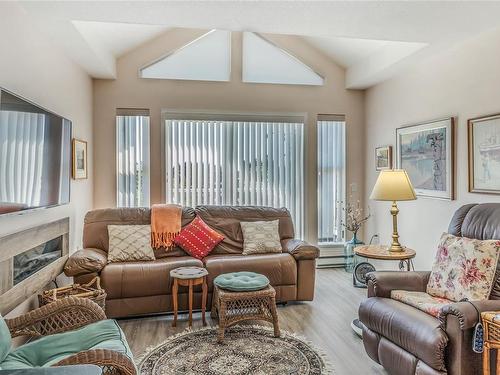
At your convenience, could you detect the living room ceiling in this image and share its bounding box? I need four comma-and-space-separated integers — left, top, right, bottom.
19, 1, 500, 89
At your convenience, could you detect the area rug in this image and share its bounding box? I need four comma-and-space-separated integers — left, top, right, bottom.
138, 325, 333, 374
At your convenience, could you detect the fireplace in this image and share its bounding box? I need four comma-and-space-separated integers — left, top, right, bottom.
14, 236, 63, 285
0, 218, 69, 315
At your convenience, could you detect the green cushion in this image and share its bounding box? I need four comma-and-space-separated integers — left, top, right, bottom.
0, 319, 134, 370
214, 272, 270, 291
0, 315, 12, 363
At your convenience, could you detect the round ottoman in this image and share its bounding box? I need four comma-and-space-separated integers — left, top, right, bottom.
214, 271, 270, 292
211, 271, 280, 342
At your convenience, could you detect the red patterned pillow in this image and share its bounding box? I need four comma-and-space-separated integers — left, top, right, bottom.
173, 216, 224, 259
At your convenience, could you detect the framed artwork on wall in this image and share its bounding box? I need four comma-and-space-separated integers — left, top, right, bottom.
375, 146, 392, 170
468, 113, 500, 194
396, 117, 455, 200
72, 139, 88, 180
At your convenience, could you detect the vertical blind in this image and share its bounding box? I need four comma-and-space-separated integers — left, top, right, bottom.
0, 110, 45, 206
317, 118, 346, 244
116, 112, 150, 207
164, 117, 304, 236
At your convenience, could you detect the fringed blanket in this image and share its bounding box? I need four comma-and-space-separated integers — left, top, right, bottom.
151, 204, 182, 249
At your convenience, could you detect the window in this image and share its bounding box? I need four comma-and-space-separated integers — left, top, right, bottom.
317, 115, 346, 244
116, 109, 150, 207
164, 113, 304, 236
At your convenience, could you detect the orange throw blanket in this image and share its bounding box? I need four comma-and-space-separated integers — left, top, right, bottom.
151, 204, 182, 249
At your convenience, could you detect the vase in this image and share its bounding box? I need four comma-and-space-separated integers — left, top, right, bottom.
344, 231, 364, 272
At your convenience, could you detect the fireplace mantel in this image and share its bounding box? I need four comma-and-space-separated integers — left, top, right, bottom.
0, 218, 69, 315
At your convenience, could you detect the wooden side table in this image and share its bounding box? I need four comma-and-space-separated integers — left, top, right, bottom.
170, 266, 208, 327
354, 245, 416, 271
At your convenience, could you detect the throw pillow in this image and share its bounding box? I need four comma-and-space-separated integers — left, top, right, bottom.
173, 216, 224, 259
0, 315, 11, 362
240, 220, 282, 255
427, 233, 500, 301
107, 225, 155, 263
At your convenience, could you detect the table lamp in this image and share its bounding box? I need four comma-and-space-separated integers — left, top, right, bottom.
370, 169, 416, 252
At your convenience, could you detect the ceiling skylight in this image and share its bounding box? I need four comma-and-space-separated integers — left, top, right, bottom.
140, 29, 231, 82
242, 32, 324, 86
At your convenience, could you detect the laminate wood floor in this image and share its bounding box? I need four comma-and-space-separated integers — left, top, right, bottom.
118, 268, 387, 375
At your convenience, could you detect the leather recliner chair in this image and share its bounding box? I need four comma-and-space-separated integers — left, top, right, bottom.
64, 205, 319, 318
359, 203, 500, 375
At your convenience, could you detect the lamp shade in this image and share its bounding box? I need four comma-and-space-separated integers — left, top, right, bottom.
370, 169, 417, 201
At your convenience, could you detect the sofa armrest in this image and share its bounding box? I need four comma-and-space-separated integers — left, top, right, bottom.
439, 300, 500, 331
366, 271, 431, 298
64, 248, 107, 277
282, 239, 320, 260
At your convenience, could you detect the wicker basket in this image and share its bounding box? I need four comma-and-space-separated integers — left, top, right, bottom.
39, 277, 106, 310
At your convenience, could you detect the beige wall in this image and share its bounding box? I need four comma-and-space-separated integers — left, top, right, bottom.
0, 3, 93, 314
365, 28, 500, 270
93, 28, 365, 243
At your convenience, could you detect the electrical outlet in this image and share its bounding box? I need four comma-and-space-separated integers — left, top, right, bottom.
350, 183, 358, 193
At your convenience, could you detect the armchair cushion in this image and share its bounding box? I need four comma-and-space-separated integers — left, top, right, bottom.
282, 239, 319, 260
0, 315, 11, 362
391, 290, 452, 317
0, 319, 133, 369
427, 233, 500, 301
64, 248, 108, 277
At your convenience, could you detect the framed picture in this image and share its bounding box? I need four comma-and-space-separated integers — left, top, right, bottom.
468, 113, 500, 194
72, 139, 88, 179
396, 117, 455, 200
375, 146, 392, 170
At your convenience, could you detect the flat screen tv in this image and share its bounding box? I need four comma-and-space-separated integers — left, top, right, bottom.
0, 88, 71, 215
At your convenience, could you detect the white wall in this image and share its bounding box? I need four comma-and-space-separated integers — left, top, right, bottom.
365, 27, 500, 270
0, 2, 93, 311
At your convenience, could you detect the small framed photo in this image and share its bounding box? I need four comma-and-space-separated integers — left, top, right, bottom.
468, 113, 500, 194
396, 117, 455, 200
72, 139, 88, 179
375, 146, 392, 171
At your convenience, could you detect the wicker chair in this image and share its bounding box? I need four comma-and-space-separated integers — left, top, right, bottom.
3, 297, 136, 375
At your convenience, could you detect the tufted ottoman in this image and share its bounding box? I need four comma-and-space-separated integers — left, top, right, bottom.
211, 272, 280, 343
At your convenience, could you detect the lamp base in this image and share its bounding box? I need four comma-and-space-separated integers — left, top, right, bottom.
389, 201, 404, 252
389, 243, 404, 252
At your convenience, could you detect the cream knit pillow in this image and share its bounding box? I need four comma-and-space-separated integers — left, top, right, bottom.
240, 220, 282, 255
108, 225, 155, 263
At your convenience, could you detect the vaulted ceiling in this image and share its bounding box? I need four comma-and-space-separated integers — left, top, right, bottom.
18, 1, 500, 89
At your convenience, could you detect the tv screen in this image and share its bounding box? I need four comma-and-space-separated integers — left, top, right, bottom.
0, 89, 71, 215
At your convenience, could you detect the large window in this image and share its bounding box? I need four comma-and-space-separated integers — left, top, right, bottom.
163, 113, 305, 236
116, 109, 150, 207
317, 115, 346, 244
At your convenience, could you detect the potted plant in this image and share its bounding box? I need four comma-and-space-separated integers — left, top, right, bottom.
341, 198, 370, 272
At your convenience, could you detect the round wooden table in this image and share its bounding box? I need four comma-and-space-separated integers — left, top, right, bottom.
170, 266, 208, 327
354, 245, 416, 271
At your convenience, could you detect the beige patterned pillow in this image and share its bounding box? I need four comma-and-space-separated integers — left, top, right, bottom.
240, 220, 282, 255
108, 225, 155, 263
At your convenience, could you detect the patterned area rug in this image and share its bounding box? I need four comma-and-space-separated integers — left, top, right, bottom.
138, 325, 333, 375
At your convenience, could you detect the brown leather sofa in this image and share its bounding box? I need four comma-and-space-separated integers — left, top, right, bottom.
359, 203, 500, 375
64, 205, 319, 318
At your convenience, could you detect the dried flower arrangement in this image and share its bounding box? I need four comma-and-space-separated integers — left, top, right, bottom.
340, 197, 371, 234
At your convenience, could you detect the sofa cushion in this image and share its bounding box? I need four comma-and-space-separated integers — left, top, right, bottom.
195, 206, 295, 254
0, 315, 11, 363
359, 297, 448, 372
204, 253, 297, 291
214, 272, 270, 291
0, 320, 133, 369
174, 216, 224, 259
427, 233, 500, 301
240, 220, 282, 255
107, 225, 155, 263
101, 256, 203, 299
